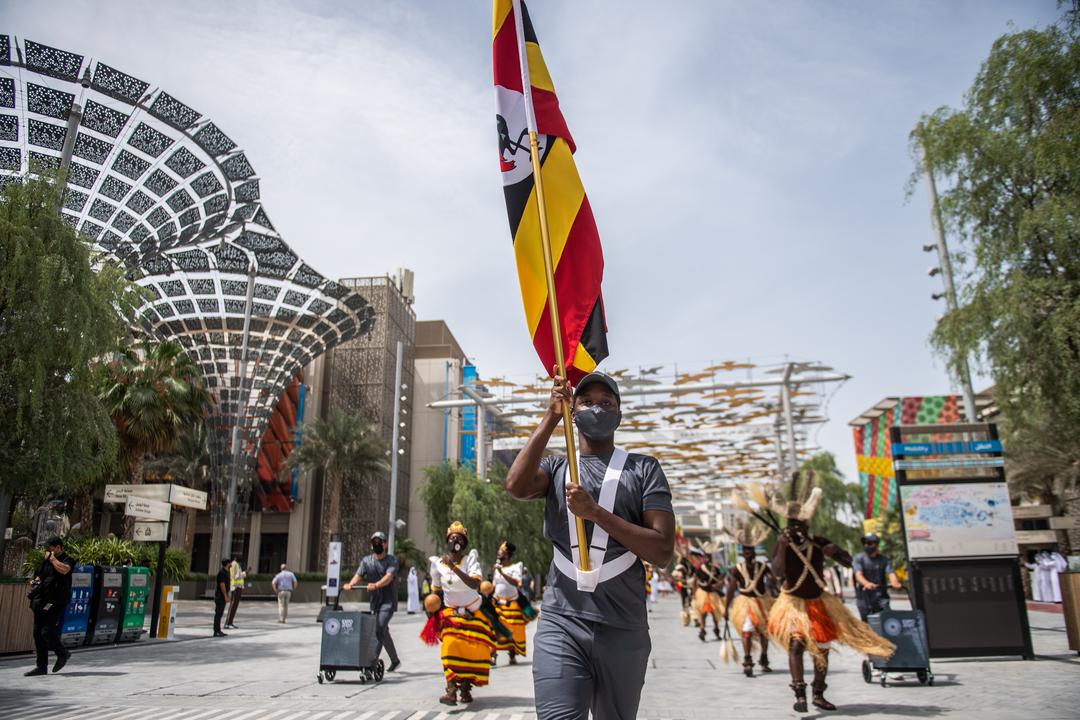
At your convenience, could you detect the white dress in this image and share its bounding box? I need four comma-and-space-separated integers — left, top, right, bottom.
406, 567, 421, 613
430, 550, 482, 612
494, 561, 523, 600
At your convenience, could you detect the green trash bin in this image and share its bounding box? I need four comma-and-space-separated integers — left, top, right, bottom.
118, 566, 151, 642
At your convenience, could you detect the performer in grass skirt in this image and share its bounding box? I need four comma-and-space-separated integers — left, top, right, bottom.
424, 522, 496, 706
766, 479, 895, 713
723, 520, 775, 677
490, 541, 528, 665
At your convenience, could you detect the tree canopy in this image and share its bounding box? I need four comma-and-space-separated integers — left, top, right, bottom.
0, 173, 141, 502
793, 452, 866, 555
913, 11, 1080, 507
421, 461, 551, 579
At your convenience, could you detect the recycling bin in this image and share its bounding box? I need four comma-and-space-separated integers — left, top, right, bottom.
117, 566, 151, 642
87, 565, 124, 645
59, 564, 95, 647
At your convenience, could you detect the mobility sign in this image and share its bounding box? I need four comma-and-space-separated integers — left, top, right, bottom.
892, 440, 1002, 456
125, 496, 171, 522
169, 485, 208, 510
133, 521, 169, 542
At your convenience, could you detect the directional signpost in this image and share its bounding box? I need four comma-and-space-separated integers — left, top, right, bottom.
107, 484, 208, 639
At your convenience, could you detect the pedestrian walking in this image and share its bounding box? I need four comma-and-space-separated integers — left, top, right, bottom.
344, 531, 401, 672
407, 567, 421, 614
25, 536, 73, 676
272, 563, 299, 623
506, 370, 676, 720
224, 560, 246, 629
213, 558, 230, 637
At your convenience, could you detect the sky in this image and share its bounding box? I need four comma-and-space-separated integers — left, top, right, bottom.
4, 0, 1062, 484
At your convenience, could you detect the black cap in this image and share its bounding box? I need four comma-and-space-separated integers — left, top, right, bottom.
44, 536, 63, 548
573, 371, 620, 404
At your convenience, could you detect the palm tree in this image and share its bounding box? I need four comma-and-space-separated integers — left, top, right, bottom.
144, 422, 211, 550
283, 408, 388, 563
99, 340, 212, 536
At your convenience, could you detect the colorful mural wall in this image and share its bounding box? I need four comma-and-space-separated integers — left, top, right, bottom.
254, 372, 304, 512
852, 395, 962, 518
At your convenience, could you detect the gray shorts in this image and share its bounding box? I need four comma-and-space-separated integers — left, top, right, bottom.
533, 610, 651, 720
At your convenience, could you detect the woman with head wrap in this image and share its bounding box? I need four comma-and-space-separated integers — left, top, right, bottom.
425, 521, 496, 706
490, 540, 528, 665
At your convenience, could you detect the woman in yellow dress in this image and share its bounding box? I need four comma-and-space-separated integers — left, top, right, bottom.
490, 540, 527, 665
427, 522, 496, 706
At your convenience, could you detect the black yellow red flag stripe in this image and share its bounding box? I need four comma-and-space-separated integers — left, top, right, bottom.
493, 0, 608, 384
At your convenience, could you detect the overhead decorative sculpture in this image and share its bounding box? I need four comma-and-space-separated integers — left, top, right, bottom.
0, 36, 375, 532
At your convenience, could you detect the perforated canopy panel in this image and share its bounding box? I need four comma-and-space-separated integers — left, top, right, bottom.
0, 36, 375, 514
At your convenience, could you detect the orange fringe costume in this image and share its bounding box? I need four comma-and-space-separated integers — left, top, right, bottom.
768, 541, 894, 669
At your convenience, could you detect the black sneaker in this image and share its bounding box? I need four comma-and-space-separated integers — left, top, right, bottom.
52, 650, 71, 673
24, 668, 47, 676
214, 631, 228, 637
388, 659, 401, 672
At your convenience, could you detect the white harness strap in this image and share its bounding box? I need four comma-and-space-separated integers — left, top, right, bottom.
555, 448, 638, 592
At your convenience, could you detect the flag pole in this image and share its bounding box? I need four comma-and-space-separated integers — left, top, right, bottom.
526, 132, 590, 572
513, 0, 590, 572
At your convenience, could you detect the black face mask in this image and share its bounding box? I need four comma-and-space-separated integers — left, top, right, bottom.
449, 538, 465, 553
372, 541, 385, 554
574, 406, 621, 440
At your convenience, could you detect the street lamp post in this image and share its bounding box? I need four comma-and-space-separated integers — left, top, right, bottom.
919, 131, 978, 422
387, 340, 405, 555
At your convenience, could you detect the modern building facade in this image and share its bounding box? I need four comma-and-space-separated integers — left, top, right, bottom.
0, 36, 376, 571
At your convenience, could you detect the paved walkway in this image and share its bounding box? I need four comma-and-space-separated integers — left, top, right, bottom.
0, 594, 1077, 719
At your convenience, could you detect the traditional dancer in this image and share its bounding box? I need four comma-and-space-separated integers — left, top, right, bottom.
506, 370, 675, 720
689, 546, 725, 642
724, 520, 775, 677
766, 481, 895, 713
491, 541, 527, 665
425, 522, 497, 706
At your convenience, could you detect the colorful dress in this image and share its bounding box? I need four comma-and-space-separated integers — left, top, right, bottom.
492, 561, 527, 656
430, 553, 496, 687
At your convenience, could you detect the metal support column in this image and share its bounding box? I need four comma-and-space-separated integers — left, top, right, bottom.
222, 267, 256, 563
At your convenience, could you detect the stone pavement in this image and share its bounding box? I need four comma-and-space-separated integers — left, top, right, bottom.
0, 593, 1077, 719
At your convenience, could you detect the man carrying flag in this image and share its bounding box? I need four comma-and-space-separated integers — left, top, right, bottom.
496, 4, 674, 717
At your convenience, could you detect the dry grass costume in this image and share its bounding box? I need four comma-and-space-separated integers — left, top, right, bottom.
760, 481, 895, 713
723, 520, 775, 676
688, 546, 725, 642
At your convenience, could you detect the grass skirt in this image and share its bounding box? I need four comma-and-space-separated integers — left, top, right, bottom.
729, 593, 773, 635
438, 607, 496, 686
493, 598, 527, 655
767, 592, 895, 668
692, 588, 725, 622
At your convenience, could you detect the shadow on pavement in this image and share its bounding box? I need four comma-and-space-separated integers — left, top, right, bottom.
805, 703, 948, 718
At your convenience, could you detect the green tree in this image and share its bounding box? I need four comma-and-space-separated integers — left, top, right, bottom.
0, 172, 140, 519
912, 11, 1080, 509
99, 340, 213, 493
792, 452, 867, 555
421, 461, 551, 581
282, 408, 388, 565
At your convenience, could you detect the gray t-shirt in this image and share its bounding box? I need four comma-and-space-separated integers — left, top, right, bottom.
852, 552, 893, 600
539, 451, 674, 630
358, 553, 398, 610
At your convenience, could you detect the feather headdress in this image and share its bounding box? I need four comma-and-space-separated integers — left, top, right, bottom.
770, 470, 823, 521
722, 518, 771, 549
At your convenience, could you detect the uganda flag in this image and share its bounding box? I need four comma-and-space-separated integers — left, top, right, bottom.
493, 0, 608, 384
